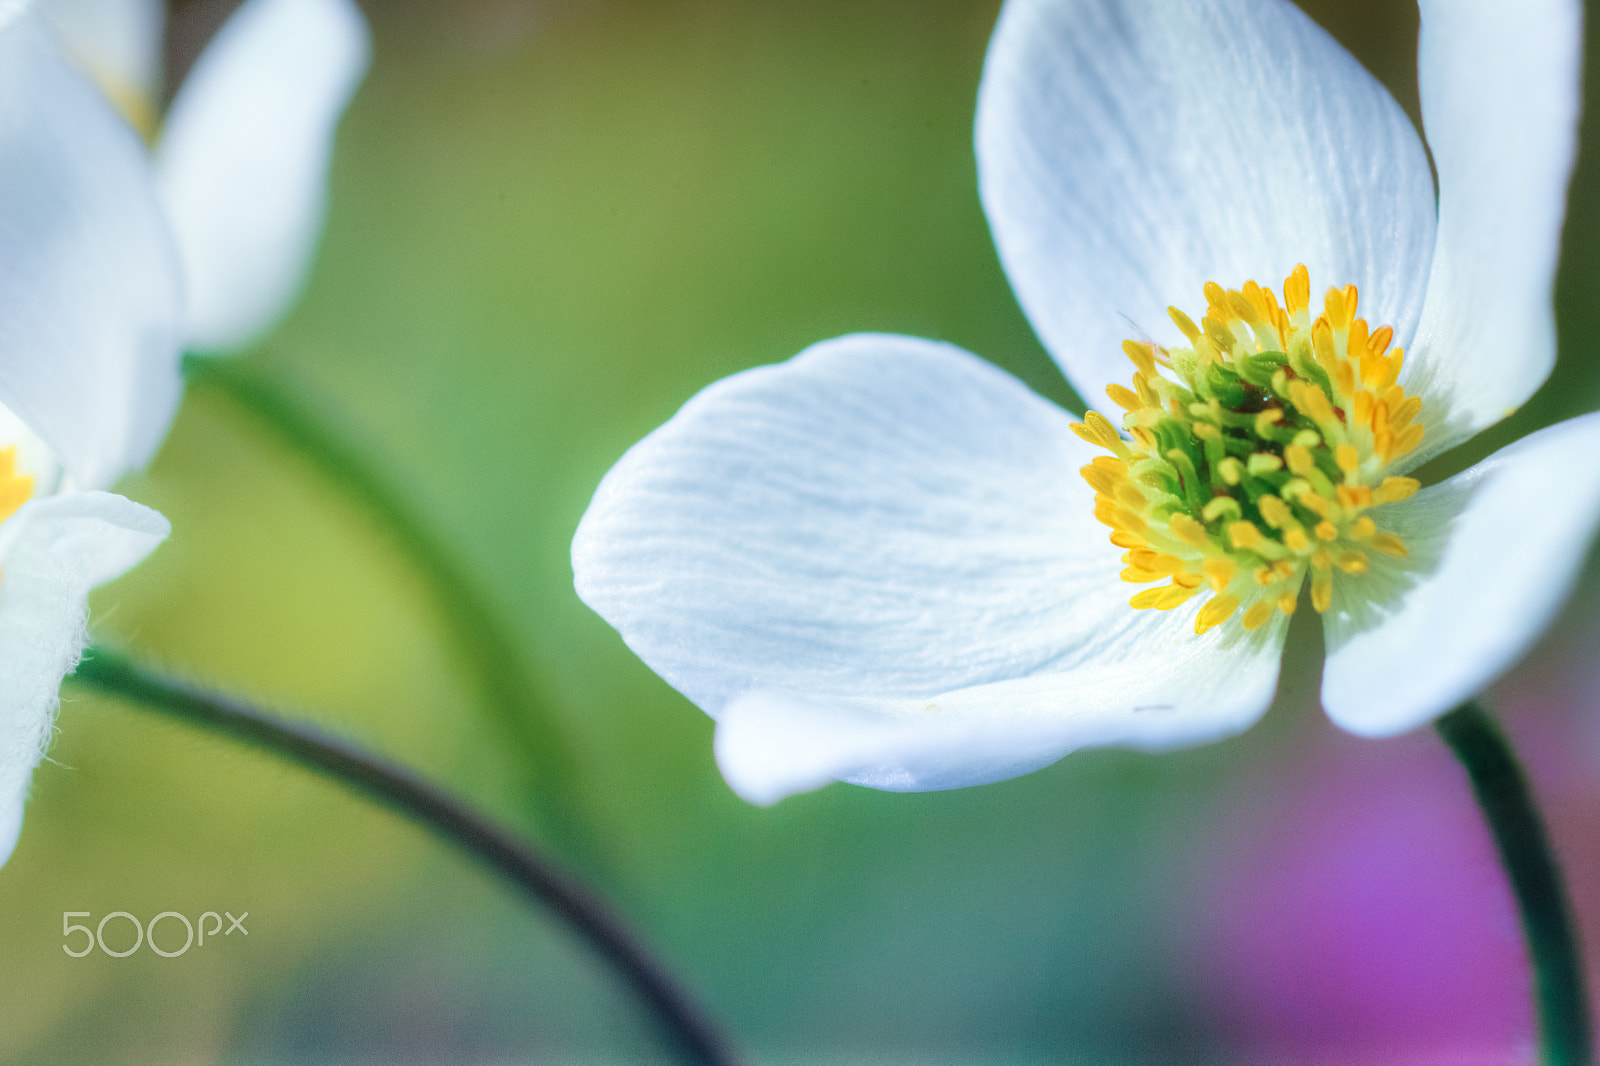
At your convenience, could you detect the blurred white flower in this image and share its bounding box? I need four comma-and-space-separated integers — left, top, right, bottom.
0, 10, 183, 862
573, 0, 1598, 804
39, 0, 371, 352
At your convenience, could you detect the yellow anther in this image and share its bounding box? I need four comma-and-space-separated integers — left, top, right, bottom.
1122, 339, 1158, 375
1366, 325, 1393, 356
1195, 593, 1242, 635
1134, 374, 1161, 407
1168, 513, 1211, 547
1346, 318, 1368, 359
1284, 528, 1311, 554
1315, 521, 1338, 541
1323, 286, 1349, 329
1154, 583, 1200, 610
1371, 531, 1410, 558
1172, 572, 1204, 589
1081, 464, 1119, 495
1373, 477, 1421, 505
1129, 587, 1167, 610
1299, 382, 1336, 424
1334, 549, 1369, 574
1335, 445, 1359, 475
1193, 422, 1221, 441
1272, 560, 1297, 582
1284, 445, 1315, 476
1283, 264, 1310, 314
1310, 570, 1333, 613
1277, 592, 1298, 616
1336, 485, 1373, 511
1297, 493, 1334, 521
1391, 395, 1422, 429
1106, 384, 1142, 411
1229, 521, 1265, 550
1392, 423, 1425, 459
1334, 360, 1356, 398
1115, 482, 1147, 508
1311, 318, 1337, 370
1350, 516, 1376, 540
1168, 307, 1202, 342
1072, 410, 1127, 454
1352, 389, 1373, 428
1254, 409, 1283, 436
1241, 599, 1276, 631
1252, 566, 1274, 585
1202, 557, 1238, 592
1218, 457, 1244, 485
1257, 495, 1294, 529
1122, 567, 1163, 583
1109, 531, 1146, 550
1310, 550, 1332, 571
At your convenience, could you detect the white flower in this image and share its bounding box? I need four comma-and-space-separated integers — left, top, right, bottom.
573, 0, 1596, 804
0, 10, 179, 862
38, 0, 370, 352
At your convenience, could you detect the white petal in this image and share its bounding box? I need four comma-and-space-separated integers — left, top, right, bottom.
157, 0, 370, 352
1401, 0, 1583, 461
1322, 413, 1600, 738
976, 0, 1436, 407
0, 491, 169, 868
37, 0, 165, 117
575, 333, 1287, 800
0, 16, 184, 487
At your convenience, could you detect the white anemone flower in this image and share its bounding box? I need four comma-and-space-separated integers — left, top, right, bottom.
573, 0, 1597, 805
38, 0, 370, 352
0, 10, 182, 862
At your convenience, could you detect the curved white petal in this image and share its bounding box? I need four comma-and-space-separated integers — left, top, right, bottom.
976, 0, 1436, 408
37, 0, 165, 122
157, 0, 370, 352
0, 491, 170, 868
1401, 0, 1583, 462
0, 16, 184, 487
575, 333, 1287, 800
1322, 413, 1600, 738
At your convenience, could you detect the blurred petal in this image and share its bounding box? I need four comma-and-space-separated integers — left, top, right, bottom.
157, 0, 370, 352
1322, 413, 1600, 737
575, 333, 1286, 800
0, 491, 170, 868
976, 0, 1435, 407
37, 0, 165, 128
0, 15, 183, 487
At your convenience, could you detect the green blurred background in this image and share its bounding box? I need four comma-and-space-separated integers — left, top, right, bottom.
6, 0, 1600, 1061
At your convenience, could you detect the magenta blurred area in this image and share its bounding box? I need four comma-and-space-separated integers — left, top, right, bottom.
1194, 599, 1600, 1065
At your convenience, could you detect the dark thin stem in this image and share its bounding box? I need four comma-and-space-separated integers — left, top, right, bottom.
68, 646, 740, 1066
1436, 701, 1592, 1066
181, 355, 585, 853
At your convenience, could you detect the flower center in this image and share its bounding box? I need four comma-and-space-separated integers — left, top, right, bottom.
1071, 264, 1424, 635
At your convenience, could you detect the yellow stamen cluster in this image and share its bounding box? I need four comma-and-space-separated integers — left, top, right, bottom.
1071, 265, 1423, 635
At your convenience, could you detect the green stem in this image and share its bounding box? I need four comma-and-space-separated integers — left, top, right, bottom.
69, 646, 739, 1066
1436, 701, 1593, 1066
181, 355, 585, 854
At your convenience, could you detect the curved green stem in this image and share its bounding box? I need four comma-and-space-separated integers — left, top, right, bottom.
69, 646, 739, 1066
181, 355, 585, 854
1436, 701, 1593, 1066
